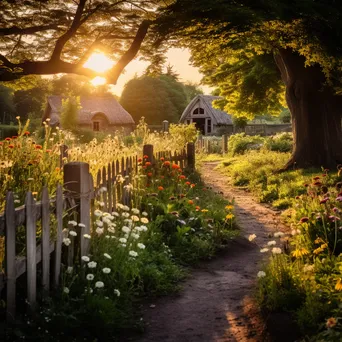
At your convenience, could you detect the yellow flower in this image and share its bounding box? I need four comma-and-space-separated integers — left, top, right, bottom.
225, 205, 233, 210
225, 214, 234, 220
321, 243, 328, 249
314, 237, 324, 244
291, 248, 309, 258
326, 317, 337, 329
335, 278, 342, 291
201, 209, 208, 213
313, 247, 324, 255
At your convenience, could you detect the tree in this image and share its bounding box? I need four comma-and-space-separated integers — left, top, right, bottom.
60, 97, 80, 130
0, 1, 170, 84
120, 74, 201, 124
156, 0, 342, 168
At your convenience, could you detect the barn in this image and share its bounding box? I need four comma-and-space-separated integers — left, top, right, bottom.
179, 95, 234, 135
43, 95, 135, 133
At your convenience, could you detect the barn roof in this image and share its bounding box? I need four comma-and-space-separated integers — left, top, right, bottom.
179, 95, 233, 125
44, 95, 135, 126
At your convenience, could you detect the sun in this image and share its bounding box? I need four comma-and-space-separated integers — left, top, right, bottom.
83, 52, 114, 73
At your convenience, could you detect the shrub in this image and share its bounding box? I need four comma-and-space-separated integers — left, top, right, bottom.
264, 132, 293, 152
228, 133, 265, 156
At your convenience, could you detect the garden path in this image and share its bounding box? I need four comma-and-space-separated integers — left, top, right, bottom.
129, 162, 295, 342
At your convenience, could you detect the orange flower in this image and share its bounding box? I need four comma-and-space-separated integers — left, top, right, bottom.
179, 175, 186, 180
185, 181, 191, 185
142, 165, 147, 169
55, 167, 60, 172
8, 144, 14, 149
158, 186, 164, 191
145, 161, 152, 166
195, 206, 200, 211
163, 161, 171, 167
35, 145, 42, 150
147, 172, 153, 177
188, 200, 194, 205
160, 157, 165, 161
138, 158, 142, 162
46, 149, 52, 153
326, 317, 337, 329
24, 131, 30, 136
12, 136, 18, 139
5, 137, 11, 141
190, 184, 195, 188
143, 155, 149, 159
172, 164, 180, 169
0, 142, 3, 146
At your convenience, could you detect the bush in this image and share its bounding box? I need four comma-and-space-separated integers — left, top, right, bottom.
228, 133, 265, 156
264, 132, 293, 152
0, 124, 19, 139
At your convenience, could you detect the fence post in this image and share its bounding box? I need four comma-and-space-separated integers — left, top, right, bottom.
63, 162, 92, 258
187, 142, 195, 171
143, 144, 154, 165
222, 134, 228, 154
162, 120, 169, 133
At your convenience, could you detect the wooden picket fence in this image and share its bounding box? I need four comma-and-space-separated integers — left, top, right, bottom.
0, 143, 195, 323
196, 135, 228, 154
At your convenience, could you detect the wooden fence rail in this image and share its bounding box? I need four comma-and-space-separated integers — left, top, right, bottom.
0, 143, 195, 322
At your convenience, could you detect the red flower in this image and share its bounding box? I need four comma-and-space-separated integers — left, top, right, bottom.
163, 161, 171, 167
145, 161, 152, 166
138, 158, 142, 163
188, 200, 194, 205
160, 175, 165, 179
179, 175, 186, 180
313, 176, 321, 180
46, 149, 52, 153
304, 183, 309, 187
195, 206, 200, 211
300, 217, 309, 223
158, 186, 164, 191
35, 145, 42, 150
24, 131, 30, 136
5, 137, 11, 141
12, 136, 18, 139
322, 174, 327, 177
313, 181, 322, 186
320, 198, 329, 204
160, 157, 165, 161
185, 181, 191, 185
8, 144, 14, 149
143, 155, 149, 159
190, 184, 195, 188
172, 164, 180, 169
147, 172, 153, 177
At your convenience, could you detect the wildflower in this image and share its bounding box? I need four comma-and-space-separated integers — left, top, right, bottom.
248, 234, 256, 242
313, 176, 321, 180
267, 241, 276, 246
163, 161, 171, 167
24, 131, 30, 135
131, 215, 140, 222
292, 248, 309, 258
5, 137, 11, 141
260, 248, 269, 253
138, 158, 142, 163
313, 181, 322, 186
201, 209, 208, 213
81, 256, 90, 262
131, 208, 140, 215
129, 250, 138, 257
35, 145, 42, 150
83, 234, 91, 239
142, 211, 148, 216
172, 164, 180, 169
143, 155, 149, 159
114, 289, 121, 297
63, 287, 70, 294
99, 202, 105, 207
140, 225, 148, 232
122, 226, 131, 233
63, 238, 71, 246
271, 247, 282, 254
158, 186, 164, 191
147, 172, 153, 177
226, 214, 234, 220
8, 144, 14, 149
179, 175, 186, 180
96, 227, 104, 235
102, 268, 111, 274
313, 247, 324, 254
257, 271, 266, 278
326, 317, 337, 329
66, 266, 73, 274
145, 162, 152, 167
69, 230, 77, 237
137, 243, 146, 249
195, 206, 200, 211
95, 281, 104, 289
299, 217, 309, 223
336, 196, 342, 202
190, 183, 196, 188
291, 229, 301, 236
131, 233, 140, 239
141, 217, 149, 224
94, 209, 103, 217
188, 200, 194, 205
274, 232, 285, 238
86, 274, 94, 281
225, 205, 234, 210
303, 264, 314, 273
87, 261, 97, 268
320, 198, 329, 204
185, 181, 191, 185
68, 220, 77, 226
119, 238, 127, 243
335, 278, 342, 291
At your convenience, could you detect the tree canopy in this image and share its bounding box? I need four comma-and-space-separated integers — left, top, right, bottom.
0, 0, 171, 83
120, 74, 202, 124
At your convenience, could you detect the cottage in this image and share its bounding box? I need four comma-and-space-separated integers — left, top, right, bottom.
43, 96, 135, 133
179, 95, 234, 135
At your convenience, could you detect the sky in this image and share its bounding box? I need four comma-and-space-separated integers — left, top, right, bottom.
111, 48, 213, 96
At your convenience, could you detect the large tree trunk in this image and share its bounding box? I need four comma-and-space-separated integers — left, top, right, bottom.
274, 49, 342, 169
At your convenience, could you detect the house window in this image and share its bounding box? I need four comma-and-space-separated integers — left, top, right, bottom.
207, 119, 212, 133
193, 107, 204, 114
93, 121, 100, 131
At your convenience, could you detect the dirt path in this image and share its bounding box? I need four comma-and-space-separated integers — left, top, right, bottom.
129, 162, 294, 342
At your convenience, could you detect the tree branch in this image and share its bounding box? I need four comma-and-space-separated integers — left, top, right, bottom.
108, 20, 151, 84
0, 24, 60, 36
50, 0, 88, 62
